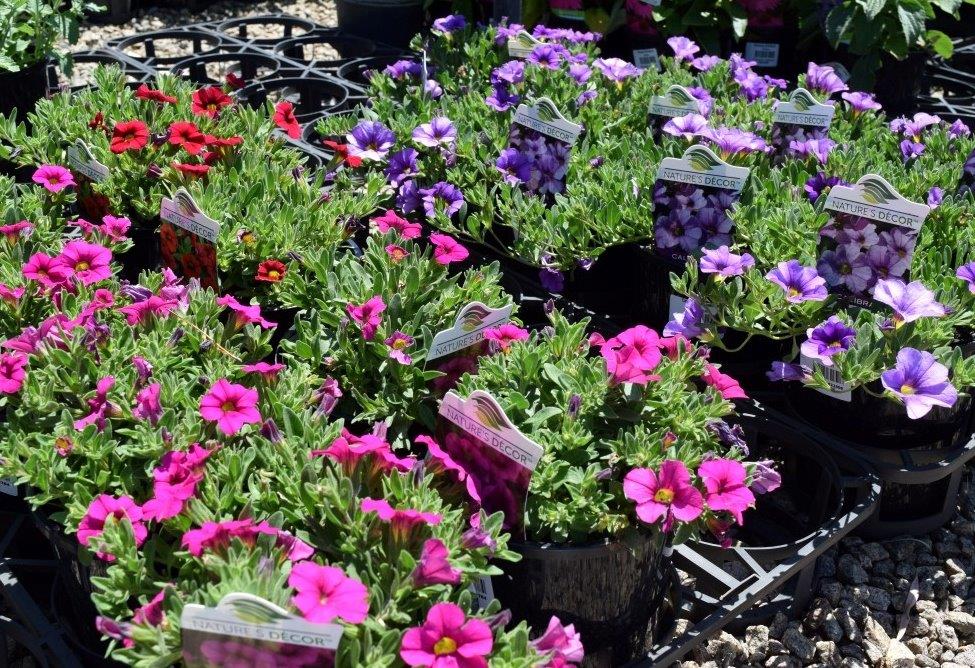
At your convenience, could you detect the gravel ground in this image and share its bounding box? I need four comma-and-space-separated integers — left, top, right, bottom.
69, 5, 975, 667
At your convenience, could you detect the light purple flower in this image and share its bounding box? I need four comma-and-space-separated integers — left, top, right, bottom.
957, 262, 975, 293
485, 83, 519, 112
688, 86, 714, 116
891, 112, 941, 138
691, 55, 720, 72
568, 62, 591, 84
664, 297, 706, 338
927, 186, 944, 208
764, 75, 788, 91
494, 23, 526, 44
766, 260, 828, 303
728, 53, 757, 75
495, 148, 532, 185
699, 245, 755, 278
528, 44, 563, 70
900, 139, 925, 162
800, 316, 855, 367
841, 91, 881, 113
767, 361, 806, 382
412, 117, 457, 148
432, 14, 466, 34
593, 57, 642, 82
806, 62, 848, 96
424, 79, 444, 99
734, 68, 769, 102
949, 119, 972, 139
708, 126, 768, 157
576, 88, 597, 107
663, 113, 709, 141
384, 148, 419, 186
384, 331, 415, 364
881, 348, 957, 419
384, 59, 422, 80
667, 36, 699, 62
346, 121, 396, 162
750, 460, 782, 494
492, 60, 525, 85
873, 279, 947, 325
419, 181, 464, 218
789, 138, 836, 164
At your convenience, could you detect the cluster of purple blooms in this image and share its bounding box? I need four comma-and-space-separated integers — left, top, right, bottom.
505, 126, 571, 197
889, 113, 971, 163
494, 22, 601, 46
769, 124, 835, 164
382, 59, 444, 99
817, 215, 917, 297
653, 182, 737, 259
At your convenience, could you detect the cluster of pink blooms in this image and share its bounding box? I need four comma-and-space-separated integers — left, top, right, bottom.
181, 517, 314, 561
372, 209, 470, 266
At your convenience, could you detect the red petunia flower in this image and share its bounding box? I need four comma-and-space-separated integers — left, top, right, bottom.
205, 135, 243, 148
225, 72, 245, 90
256, 259, 287, 283
135, 84, 178, 104
167, 121, 207, 155
273, 101, 301, 139
191, 86, 232, 118
172, 162, 210, 178
323, 140, 363, 168
89, 112, 105, 130
110, 120, 149, 154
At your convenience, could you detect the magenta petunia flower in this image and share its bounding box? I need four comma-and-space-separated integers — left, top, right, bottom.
956, 262, 975, 293
623, 461, 704, 532
385, 331, 415, 365
347, 295, 386, 340
530, 616, 585, 664
800, 316, 855, 367
872, 279, 947, 326
429, 233, 469, 265
698, 458, 755, 524
600, 325, 662, 386
699, 246, 755, 278
0, 220, 33, 242
483, 323, 529, 352
766, 260, 828, 303
667, 36, 699, 62
118, 295, 179, 326
100, 215, 131, 242
662, 113, 709, 141
288, 561, 369, 624
32, 164, 76, 193
74, 375, 117, 432
0, 283, 24, 306
702, 363, 747, 399
416, 434, 481, 503
0, 352, 28, 394
361, 497, 441, 547
242, 361, 285, 381
881, 347, 958, 419
400, 602, 493, 668
373, 209, 422, 239
55, 240, 113, 286
412, 117, 457, 148
412, 538, 462, 587
132, 588, 167, 627
216, 295, 276, 329
22, 252, 71, 289
77, 494, 147, 561
199, 379, 261, 435
133, 382, 162, 425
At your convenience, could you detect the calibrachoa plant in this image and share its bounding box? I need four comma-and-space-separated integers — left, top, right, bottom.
455, 311, 778, 545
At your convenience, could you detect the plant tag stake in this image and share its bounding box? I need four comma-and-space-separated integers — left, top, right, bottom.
436, 390, 544, 538
745, 42, 780, 68
507, 30, 542, 58
770, 88, 836, 159
160, 188, 220, 291
181, 593, 341, 667
470, 575, 495, 610
508, 98, 583, 202
426, 302, 513, 394
67, 139, 109, 183
819, 174, 930, 310
648, 84, 703, 137
632, 48, 660, 71
651, 145, 750, 263
0, 477, 16, 496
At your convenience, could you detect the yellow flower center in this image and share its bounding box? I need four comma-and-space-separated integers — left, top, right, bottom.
221, 401, 236, 412
268, 270, 280, 280
207, 104, 218, 112
828, 340, 842, 348
653, 488, 675, 504
392, 339, 407, 350
242, 233, 255, 244
900, 384, 915, 395
76, 261, 90, 271
787, 287, 800, 298
434, 638, 458, 656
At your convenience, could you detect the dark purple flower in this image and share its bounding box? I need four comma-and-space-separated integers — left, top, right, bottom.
841, 91, 881, 114
667, 36, 699, 62
881, 348, 957, 419
691, 55, 721, 71
419, 182, 464, 218
384, 148, 419, 186
568, 62, 591, 84
900, 139, 925, 162
593, 57, 642, 82
432, 14, 466, 34
662, 113, 709, 140
575, 88, 597, 107
397, 180, 422, 214
528, 44, 563, 70
485, 83, 519, 112
492, 60, 525, 85
539, 267, 564, 292
567, 393, 581, 418
766, 260, 828, 303
699, 245, 755, 278
346, 121, 396, 162
495, 148, 532, 185
873, 279, 947, 325
664, 297, 706, 338
801, 316, 855, 367
806, 62, 848, 96
766, 361, 806, 382
655, 209, 703, 253
804, 173, 847, 203
384, 59, 422, 80
927, 186, 944, 208
957, 262, 975, 293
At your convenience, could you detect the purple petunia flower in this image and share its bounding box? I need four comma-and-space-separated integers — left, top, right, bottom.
707, 126, 768, 157
662, 113, 709, 141
495, 148, 532, 185
891, 112, 942, 139
384, 59, 422, 80
432, 14, 466, 34
699, 245, 755, 278
900, 139, 925, 162
664, 297, 706, 339
881, 348, 957, 419
384, 148, 419, 186
420, 182, 464, 218
568, 62, 592, 84
667, 36, 700, 62
949, 119, 972, 139
818, 244, 872, 294
485, 83, 519, 112
734, 69, 769, 102
767, 361, 806, 382
576, 88, 598, 107
841, 91, 881, 114
691, 55, 721, 72
804, 173, 847, 203
928, 186, 944, 208
397, 180, 422, 214
412, 117, 457, 148
806, 62, 848, 96
764, 75, 789, 91
728, 53, 757, 75
800, 316, 856, 367
957, 262, 975, 293
346, 121, 396, 162
528, 44, 564, 70
494, 23, 526, 44
766, 260, 828, 303
539, 267, 564, 292
864, 245, 904, 283
655, 209, 703, 253
688, 86, 714, 116
789, 137, 836, 164
492, 60, 526, 85
873, 279, 947, 325
424, 79, 444, 99
593, 57, 642, 82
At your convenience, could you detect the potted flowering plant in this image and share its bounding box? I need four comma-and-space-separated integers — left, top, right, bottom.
450, 311, 775, 663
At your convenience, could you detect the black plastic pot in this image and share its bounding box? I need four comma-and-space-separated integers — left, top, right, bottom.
236, 77, 351, 122
114, 30, 226, 67
274, 32, 378, 66
217, 16, 317, 48
707, 331, 796, 397
335, 0, 424, 49
784, 384, 975, 538
169, 51, 283, 87
336, 55, 404, 89
492, 532, 670, 667
0, 60, 50, 120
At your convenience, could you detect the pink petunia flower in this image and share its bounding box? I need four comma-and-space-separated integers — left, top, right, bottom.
216, 295, 276, 329
361, 497, 441, 546
118, 295, 179, 326
32, 165, 76, 193
347, 296, 386, 340
77, 494, 147, 561
698, 458, 755, 524
0, 283, 25, 306
0, 352, 28, 394
100, 215, 131, 242
701, 364, 747, 400
600, 325, 663, 386
181, 517, 307, 558
483, 324, 529, 352
400, 602, 493, 668
0, 220, 32, 242
132, 588, 168, 626
198, 379, 261, 435
74, 376, 118, 432
429, 233, 469, 265
242, 361, 285, 381
288, 561, 370, 624
310, 429, 416, 478
373, 209, 422, 239
22, 253, 71, 289
412, 538, 462, 587
623, 461, 704, 532
133, 383, 163, 425
385, 331, 415, 364
530, 616, 585, 665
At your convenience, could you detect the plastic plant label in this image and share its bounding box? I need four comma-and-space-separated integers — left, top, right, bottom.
508, 98, 583, 201
181, 593, 342, 667
436, 390, 544, 538
745, 42, 780, 67
652, 145, 750, 263
632, 48, 660, 70
160, 188, 220, 291
820, 175, 930, 309
771, 88, 836, 160
799, 352, 852, 402
0, 477, 17, 496
648, 85, 701, 136
507, 30, 542, 58
426, 302, 513, 395
470, 575, 495, 610
638, 0, 662, 5
67, 139, 109, 183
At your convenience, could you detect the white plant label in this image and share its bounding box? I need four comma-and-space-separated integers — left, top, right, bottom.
745, 42, 780, 68
800, 353, 852, 402
67, 139, 109, 183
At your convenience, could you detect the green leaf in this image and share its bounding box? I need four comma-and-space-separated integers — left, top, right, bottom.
825, 5, 855, 46
856, 0, 888, 19
896, 4, 927, 46
925, 29, 954, 58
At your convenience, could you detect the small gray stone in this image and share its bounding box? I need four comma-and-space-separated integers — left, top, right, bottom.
769, 613, 789, 639
947, 558, 969, 576
929, 640, 945, 660
862, 640, 885, 665
822, 612, 844, 642
839, 643, 866, 660
745, 625, 770, 664
872, 559, 896, 579
880, 639, 914, 668
820, 581, 845, 606
859, 542, 890, 563
815, 640, 840, 665
905, 636, 929, 654
835, 608, 861, 642
942, 623, 962, 651
948, 611, 975, 635
956, 648, 975, 667
838, 659, 867, 668
914, 657, 939, 668
765, 656, 800, 668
